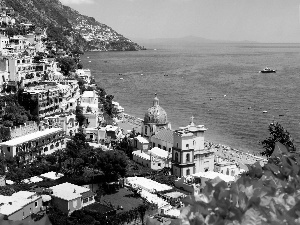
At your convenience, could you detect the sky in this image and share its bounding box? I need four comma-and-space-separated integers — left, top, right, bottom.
60, 0, 300, 43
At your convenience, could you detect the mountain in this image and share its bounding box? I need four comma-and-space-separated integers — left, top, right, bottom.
1, 0, 143, 51
131, 36, 258, 49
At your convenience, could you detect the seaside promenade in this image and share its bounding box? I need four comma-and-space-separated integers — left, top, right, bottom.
117, 112, 267, 169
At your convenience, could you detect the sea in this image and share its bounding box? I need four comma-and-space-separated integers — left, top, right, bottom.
81, 43, 300, 154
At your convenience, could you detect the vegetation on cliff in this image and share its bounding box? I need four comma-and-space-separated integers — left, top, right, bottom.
1, 0, 143, 52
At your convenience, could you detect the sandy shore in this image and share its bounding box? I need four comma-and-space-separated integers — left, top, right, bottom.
205, 141, 267, 169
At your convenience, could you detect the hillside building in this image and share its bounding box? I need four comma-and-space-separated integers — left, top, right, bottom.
0, 128, 65, 162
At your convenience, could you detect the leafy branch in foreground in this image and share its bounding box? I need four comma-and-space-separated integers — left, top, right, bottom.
146, 122, 300, 225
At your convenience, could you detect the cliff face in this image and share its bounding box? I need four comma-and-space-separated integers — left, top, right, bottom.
2, 0, 143, 51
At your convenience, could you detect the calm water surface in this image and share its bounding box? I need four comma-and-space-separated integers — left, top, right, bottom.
81, 43, 300, 153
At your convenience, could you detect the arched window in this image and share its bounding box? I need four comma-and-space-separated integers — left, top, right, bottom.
175, 152, 179, 162
186, 169, 190, 176
226, 168, 230, 175
186, 153, 190, 162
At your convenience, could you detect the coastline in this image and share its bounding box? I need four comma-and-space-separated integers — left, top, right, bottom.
117, 112, 267, 168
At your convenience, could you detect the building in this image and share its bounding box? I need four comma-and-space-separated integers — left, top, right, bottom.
214, 160, 240, 177
83, 127, 106, 143
75, 69, 91, 84
172, 118, 214, 177
142, 94, 171, 138
132, 147, 171, 170
0, 191, 42, 221
174, 171, 235, 194
50, 182, 95, 215
151, 129, 173, 153
19, 83, 74, 119
42, 113, 78, 137
0, 121, 38, 142
133, 135, 149, 151
0, 128, 65, 162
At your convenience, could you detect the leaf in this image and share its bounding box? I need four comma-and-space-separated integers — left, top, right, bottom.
241, 208, 262, 225
238, 192, 248, 212
264, 163, 280, 175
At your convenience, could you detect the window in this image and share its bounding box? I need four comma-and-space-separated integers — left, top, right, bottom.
175, 152, 179, 162
89, 196, 93, 201
145, 126, 147, 135
169, 148, 171, 152
158, 163, 161, 167
193, 140, 195, 146
176, 143, 178, 148
35, 201, 38, 207
186, 144, 189, 148
90, 134, 93, 139
44, 147, 48, 152
186, 169, 190, 176
231, 170, 235, 176
163, 146, 166, 150
204, 168, 209, 172
83, 198, 88, 204
7, 147, 10, 152
153, 143, 155, 147
158, 144, 161, 149
186, 153, 190, 162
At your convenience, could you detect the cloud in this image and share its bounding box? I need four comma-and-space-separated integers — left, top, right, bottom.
60, 0, 95, 5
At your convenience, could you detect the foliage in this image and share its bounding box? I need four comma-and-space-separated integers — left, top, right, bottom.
147, 123, 300, 225
48, 206, 68, 225
0, 186, 16, 196
68, 201, 155, 225
96, 150, 128, 182
0, 92, 33, 127
56, 57, 77, 76
75, 105, 86, 127
261, 121, 296, 158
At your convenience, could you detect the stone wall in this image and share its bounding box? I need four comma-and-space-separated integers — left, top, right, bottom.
10, 121, 39, 139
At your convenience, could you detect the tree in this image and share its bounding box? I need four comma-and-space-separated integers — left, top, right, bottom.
75, 106, 86, 127
56, 57, 77, 76
261, 121, 296, 158
96, 151, 128, 182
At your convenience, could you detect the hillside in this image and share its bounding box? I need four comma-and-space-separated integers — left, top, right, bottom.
1, 0, 143, 51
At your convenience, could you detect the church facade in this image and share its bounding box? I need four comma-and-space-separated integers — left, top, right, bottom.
171, 119, 214, 177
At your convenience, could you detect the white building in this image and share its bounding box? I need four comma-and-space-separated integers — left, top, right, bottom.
0, 128, 65, 162
172, 118, 214, 177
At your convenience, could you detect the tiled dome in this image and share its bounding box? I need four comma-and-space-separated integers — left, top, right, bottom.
144, 94, 168, 124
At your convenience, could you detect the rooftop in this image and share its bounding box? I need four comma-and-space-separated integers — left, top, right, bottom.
82, 91, 95, 98
148, 147, 169, 159
151, 129, 173, 143
50, 182, 92, 201
132, 150, 150, 160
192, 171, 235, 183
0, 128, 62, 146
135, 135, 149, 144
40, 171, 64, 180
0, 191, 41, 216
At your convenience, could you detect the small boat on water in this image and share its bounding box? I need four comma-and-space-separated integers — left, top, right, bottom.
259, 67, 276, 73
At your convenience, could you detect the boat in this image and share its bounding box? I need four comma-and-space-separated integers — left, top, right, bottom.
259, 67, 276, 73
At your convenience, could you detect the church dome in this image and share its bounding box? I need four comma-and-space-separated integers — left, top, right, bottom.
144, 94, 168, 124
